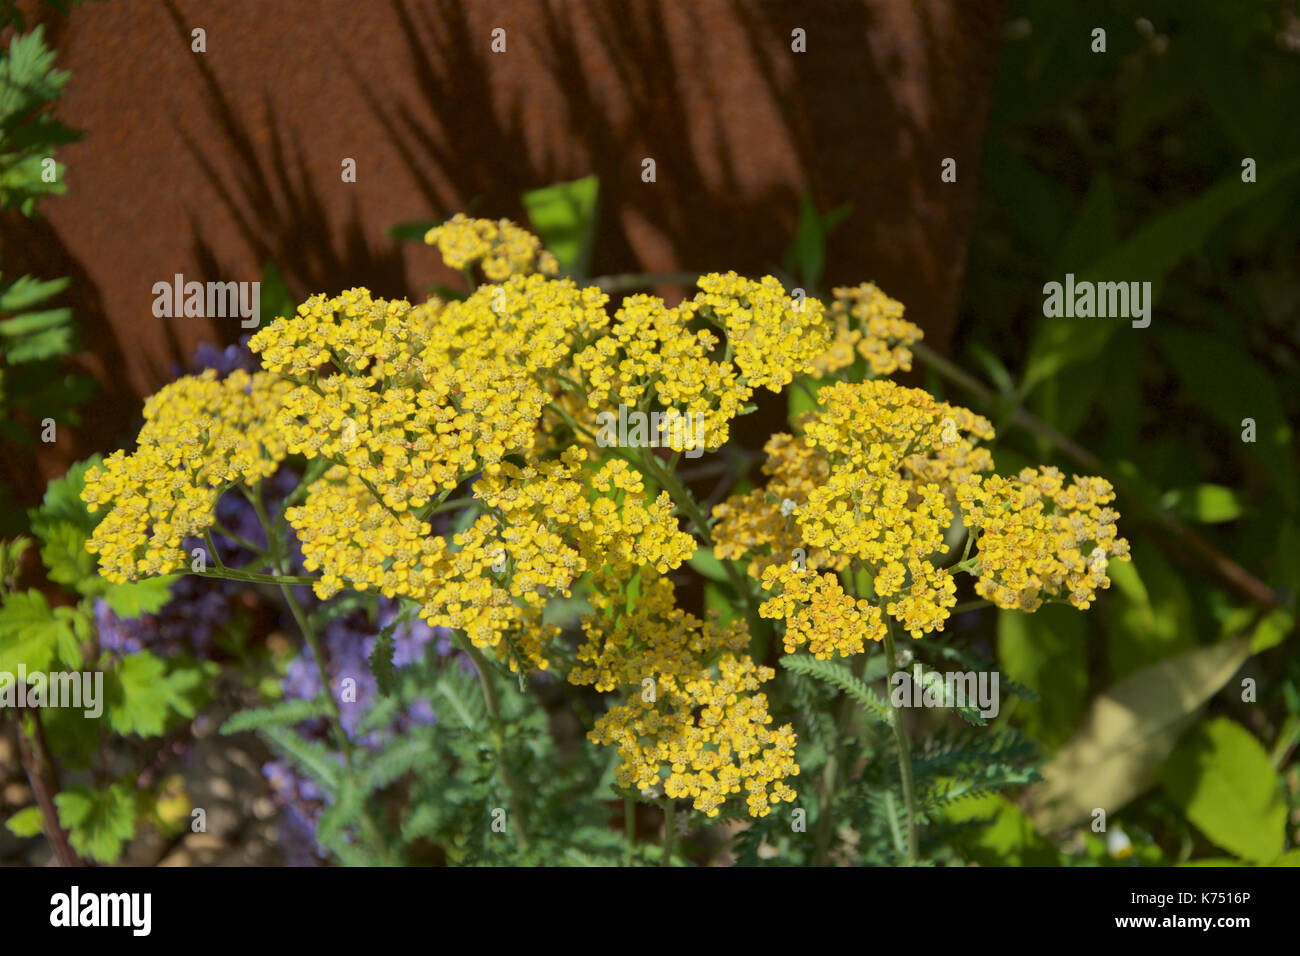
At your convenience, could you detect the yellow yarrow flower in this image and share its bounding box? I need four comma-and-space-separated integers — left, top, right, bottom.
424, 213, 559, 280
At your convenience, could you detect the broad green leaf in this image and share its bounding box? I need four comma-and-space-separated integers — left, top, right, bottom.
939, 791, 1058, 866
257, 259, 295, 328
1159, 328, 1296, 510
1158, 485, 1244, 524
688, 548, 731, 584
521, 175, 599, 278
4, 805, 43, 838
1158, 718, 1286, 864
782, 195, 853, 291
54, 784, 137, 864
1178, 858, 1244, 867
1028, 635, 1251, 832
997, 604, 1087, 748
1104, 551, 1197, 680
1051, 172, 1116, 278
51, 605, 86, 670
1267, 849, 1300, 867
1249, 608, 1294, 654
704, 579, 739, 626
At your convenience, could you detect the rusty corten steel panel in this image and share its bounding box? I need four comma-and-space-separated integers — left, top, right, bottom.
3, 0, 1004, 498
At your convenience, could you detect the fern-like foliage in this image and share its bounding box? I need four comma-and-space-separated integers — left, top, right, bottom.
780, 653, 893, 725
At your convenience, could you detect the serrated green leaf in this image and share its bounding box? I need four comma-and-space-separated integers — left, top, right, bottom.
100, 574, 176, 618
779, 653, 892, 724
3, 323, 72, 362
221, 697, 329, 734
369, 618, 398, 697
4, 805, 43, 838
27, 454, 100, 538
54, 783, 136, 864
0, 588, 64, 672
262, 724, 340, 795
0, 273, 68, 311
937, 789, 1058, 866
0, 306, 71, 338
36, 520, 94, 590
51, 605, 85, 669
104, 651, 173, 736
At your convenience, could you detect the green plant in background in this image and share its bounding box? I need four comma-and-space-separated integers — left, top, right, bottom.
0, 458, 219, 864
946, 0, 1300, 865
0, 23, 94, 533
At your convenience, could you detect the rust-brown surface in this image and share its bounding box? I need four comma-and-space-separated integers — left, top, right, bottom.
3, 0, 1004, 503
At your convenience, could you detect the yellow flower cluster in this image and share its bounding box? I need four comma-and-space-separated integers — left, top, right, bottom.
758, 564, 883, 658
78, 214, 1130, 831
82, 370, 291, 582
956, 467, 1130, 611
251, 279, 610, 508
691, 272, 831, 391
285, 466, 440, 600
712, 433, 839, 580
580, 580, 798, 817
423, 213, 559, 280
721, 379, 995, 641
812, 282, 923, 377
572, 273, 829, 453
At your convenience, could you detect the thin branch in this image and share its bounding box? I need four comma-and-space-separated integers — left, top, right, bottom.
13, 713, 82, 866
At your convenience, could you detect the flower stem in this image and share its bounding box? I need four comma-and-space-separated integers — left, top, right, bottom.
661, 798, 675, 866
191, 566, 317, 587
638, 451, 772, 653
882, 618, 919, 865
624, 796, 636, 866
457, 639, 532, 853
12, 712, 82, 866
247, 484, 390, 863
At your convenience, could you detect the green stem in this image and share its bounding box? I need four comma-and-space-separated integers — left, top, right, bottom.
883, 618, 919, 865
190, 566, 316, 587
457, 639, 532, 852
203, 530, 225, 569
637, 450, 771, 652
248, 485, 390, 863
812, 652, 866, 865
211, 521, 269, 556
624, 796, 636, 866
661, 798, 675, 866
